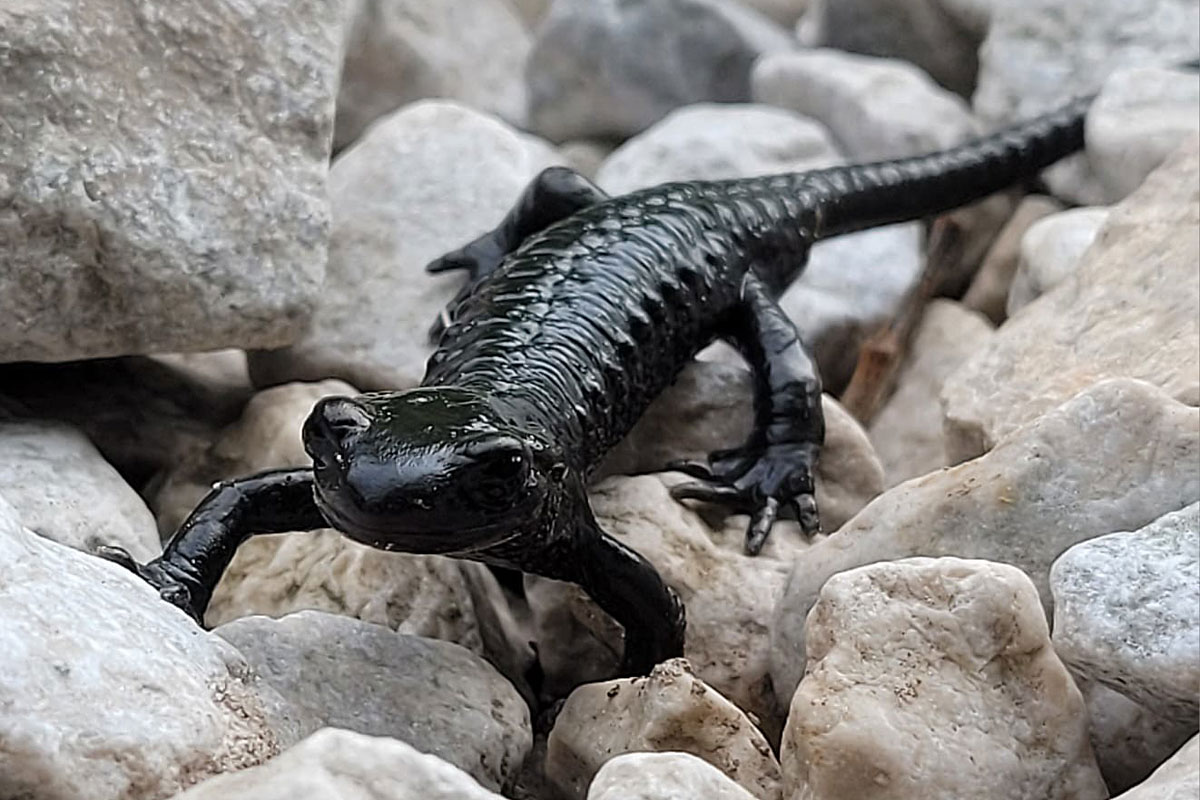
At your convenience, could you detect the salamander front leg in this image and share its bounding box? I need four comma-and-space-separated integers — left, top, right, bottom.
97, 468, 325, 623
669, 272, 824, 555
426, 166, 608, 341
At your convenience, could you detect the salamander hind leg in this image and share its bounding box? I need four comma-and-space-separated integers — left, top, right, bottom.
669, 271, 824, 555
425, 166, 608, 342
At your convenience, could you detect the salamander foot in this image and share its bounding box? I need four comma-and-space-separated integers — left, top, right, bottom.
95, 545, 207, 624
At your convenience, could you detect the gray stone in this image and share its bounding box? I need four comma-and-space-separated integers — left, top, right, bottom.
1113, 736, 1200, 800
173, 728, 506, 800
588, 752, 759, 800
546, 659, 782, 800
973, 0, 1199, 203
771, 378, 1200, 703
782, 557, 1107, 800
1007, 206, 1111, 316
942, 138, 1200, 462
0, 419, 159, 561
752, 49, 980, 160
215, 612, 530, 791
248, 100, 562, 392
336, 0, 531, 149
962, 194, 1064, 324
1087, 64, 1200, 202
867, 300, 994, 488
594, 103, 840, 195
1051, 504, 1200, 723
0, 0, 341, 362
0, 493, 299, 800
525, 0, 794, 142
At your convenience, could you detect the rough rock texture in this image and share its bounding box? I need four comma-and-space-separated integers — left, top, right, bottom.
782, 558, 1107, 800
942, 138, 1200, 462
152, 381, 485, 654
594, 103, 840, 195
215, 612, 530, 791
1006, 206, 1110, 317
546, 660, 782, 800
600, 361, 885, 534
796, 0, 989, 96
0, 493, 300, 800
0, 419, 160, 561
525, 0, 794, 142
1113, 736, 1200, 800
1051, 503, 1200, 723
973, 0, 1200, 203
771, 378, 1200, 702
335, 0, 531, 149
0, 0, 341, 363
867, 301, 994, 488
1081, 680, 1198, 794
962, 194, 1063, 324
588, 752, 759, 800
173, 728, 506, 800
752, 49, 980, 160
1087, 64, 1200, 202
248, 100, 562, 391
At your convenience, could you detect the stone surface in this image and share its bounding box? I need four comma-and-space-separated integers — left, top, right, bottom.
962, 194, 1064, 324
973, 0, 1199, 203
782, 557, 1107, 800
867, 300, 994, 488
594, 103, 840, 195
248, 100, 562, 392
1051, 503, 1200, 723
1007, 206, 1110, 316
1081, 680, 1198, 795
0, 419, 160, 561
546, 660, 782, 800
215, 611, 530, 791
771, 378, 1200, 702
0, 0, 341, 362
151, 381, 486, 656
933, 191, 1018, 300
174, 728, 506, 800
335, 0, 531, 149
796, 0, 989, 97
588, 752, 759, 800
1113, 736, 1200, 800
752, 49, 980, 160
526, 0, 794, 142
942, 138, 1200, 462
0, 492, 301, 800
1087, 64, 1200, 202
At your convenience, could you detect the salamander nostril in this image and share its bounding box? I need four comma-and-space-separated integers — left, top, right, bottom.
307, 397, 371, 454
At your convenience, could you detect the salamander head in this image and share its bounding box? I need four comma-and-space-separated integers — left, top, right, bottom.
302, 388, 566, 554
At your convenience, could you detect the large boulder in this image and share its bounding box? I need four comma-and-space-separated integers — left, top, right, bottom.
0, 0, 341, 363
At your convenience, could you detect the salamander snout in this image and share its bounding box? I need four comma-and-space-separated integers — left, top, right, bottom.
303, 396, 371, 466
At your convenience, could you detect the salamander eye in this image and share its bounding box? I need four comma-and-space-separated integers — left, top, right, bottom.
465, 438, 531, 486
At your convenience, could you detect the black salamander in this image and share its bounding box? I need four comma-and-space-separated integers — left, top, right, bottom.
101, 96, 1090, 676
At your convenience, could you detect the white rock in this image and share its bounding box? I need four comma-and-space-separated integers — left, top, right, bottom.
867, 300, 994, 488
942, 138, 1200, 462
0, 0, 341, 362
588, 752, 759, 800
1113, 735, 1200, 800
215, 611, 530, 791
752, 49, 980, 160
595, 103, 841, 195
173, 728, 506, 800
0, 419, 159, 561
1088, 65, 1200, 202
1007, 206, 1111, 316
782, 557, 1107, 800
1051, 503, 1200, 722
973, 0, 1199, 203
247, 100, 562, 391
0, 493, 298, 800
771, 378, 1200, 702
336, 0, 531, 149
546, 660, 782, 800
962, 194, 1064, 324
525, 0, 794, 142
